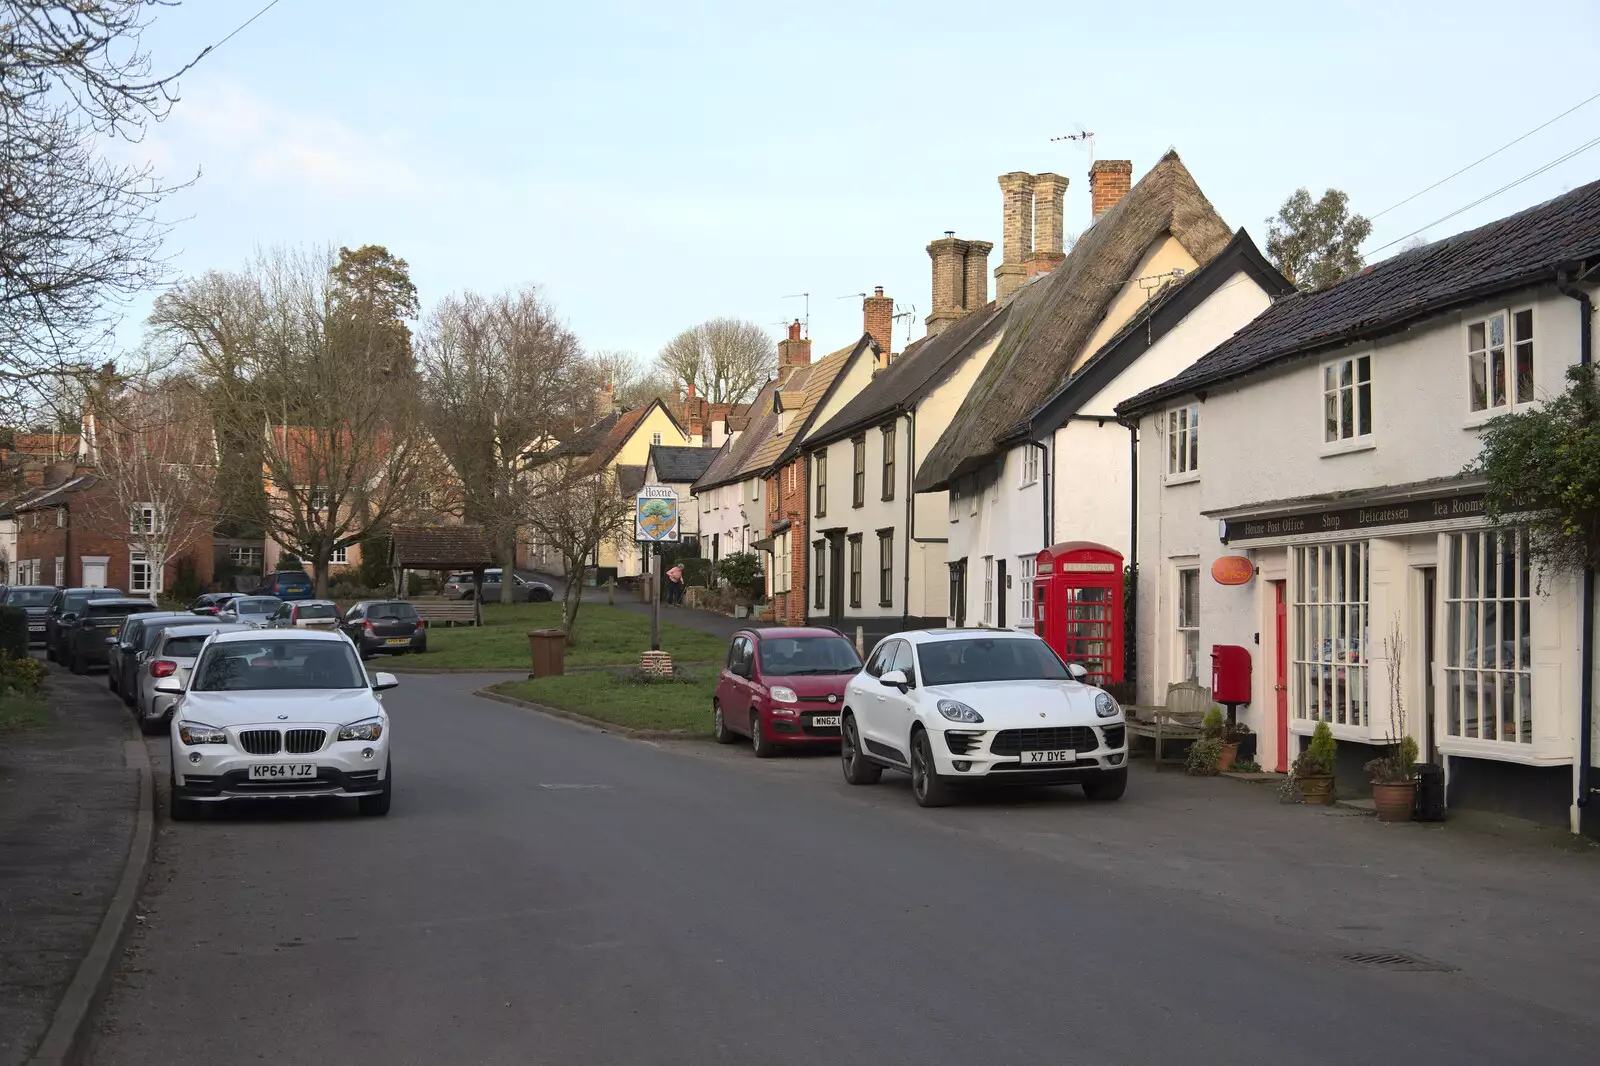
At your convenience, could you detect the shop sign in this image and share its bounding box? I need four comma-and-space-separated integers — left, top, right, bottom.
1223, 491, 1486, 544
1211, 556, 1254, 585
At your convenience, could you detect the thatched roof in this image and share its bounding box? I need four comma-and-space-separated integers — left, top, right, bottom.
1118, 175, 1600, 417
915, 150, 1233, 492
388, 524, 493, 569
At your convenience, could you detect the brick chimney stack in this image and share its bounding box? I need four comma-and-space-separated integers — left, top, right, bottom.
777, 319, 812, 384
994, 171, 1035, 300
1026, 173, 1068, 279
1089, 159, 1133, 219
963, 240, 992, 310
925, 233, 967, 337
592, 380, 616, 420
862, 286, 894, 360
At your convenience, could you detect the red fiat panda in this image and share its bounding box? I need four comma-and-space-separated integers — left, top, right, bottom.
713, 627, 864, 757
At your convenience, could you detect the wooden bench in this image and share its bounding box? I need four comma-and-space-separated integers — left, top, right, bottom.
1125, 679, 1212, 771
410, 599, 480, 627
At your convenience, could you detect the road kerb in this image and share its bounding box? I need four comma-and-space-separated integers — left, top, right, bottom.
473, 686, 707, 742
28, 722, 155, 1066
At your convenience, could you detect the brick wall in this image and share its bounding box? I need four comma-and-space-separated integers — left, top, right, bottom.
764, 459, 811, 626
13, 480, 215, 594
1089, 159, 1133, 218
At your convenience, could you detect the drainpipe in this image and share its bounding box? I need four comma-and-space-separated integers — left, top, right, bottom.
1557, 269, 1594, 817
1032, 440, 1052, 549
1127, 420, 1139, 690
903, 410, 915, 631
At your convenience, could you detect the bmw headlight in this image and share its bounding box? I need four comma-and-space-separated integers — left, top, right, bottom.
768, 686, 798, 704
937, 699, 984, 724
178, 721, 227, 745
1094, 691, 1121, 719
338, 717, 384, 742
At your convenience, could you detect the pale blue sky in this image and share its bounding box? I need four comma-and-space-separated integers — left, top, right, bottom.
124, 0, 1600, 365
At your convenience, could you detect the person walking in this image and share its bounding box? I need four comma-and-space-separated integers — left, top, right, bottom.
665, 563, 685, 606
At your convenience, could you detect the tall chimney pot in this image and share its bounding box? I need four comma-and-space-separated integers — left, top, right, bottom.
995, 171, 1036, 300
1089, 159, 1134, 219
862, 286, 894, 362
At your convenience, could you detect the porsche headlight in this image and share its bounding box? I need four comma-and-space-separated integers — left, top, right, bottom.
937, 699, 984, 724
1094, 691, 1120, 718
337, 717, 384, 741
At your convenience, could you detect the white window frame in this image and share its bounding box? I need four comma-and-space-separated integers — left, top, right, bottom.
57, 507, 65, 528
131, 502, 156, 535
1021, 445, 1040, 487
1018, 555, 1037, 625
1176, 566, 1200, 681
652, 431, 663, 445
1443, 530, 1531, 746
982, 556, 994, 625
1291, 542, 1370, 730
949, 485, 962, 523
815, 454, 827, 517
330, 546, 348, 566
54, 556, 64, 584
1321, 354, 1373, 449
129, 550, 161, 594
1466, 308, 1535, 417
1166, 404, 1199, 480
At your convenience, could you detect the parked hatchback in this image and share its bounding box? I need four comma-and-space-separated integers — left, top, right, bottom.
46, 587, 125, 662
267, 599, 342, 630
218, 596, 281, 628
65, 598, 160, 674
108, 612, 201, 702
3, 585, 57, 644
713, 627, 863, 757
253, 570, 315, 600
134, 622, 251, 734
340, 600, 426, 657
443, 569, 553, 602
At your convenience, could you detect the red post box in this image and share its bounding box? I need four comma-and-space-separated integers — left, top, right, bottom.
1211, 645, 1251, 705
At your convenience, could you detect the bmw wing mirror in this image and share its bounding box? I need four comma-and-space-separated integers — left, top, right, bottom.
153, 677, 184, 695
1067, 663, 1088, 681
371, 672, 399, 692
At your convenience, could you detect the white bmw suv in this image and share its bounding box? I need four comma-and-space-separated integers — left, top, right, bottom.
839, 628, 1128, 807
157, 629, 396, 820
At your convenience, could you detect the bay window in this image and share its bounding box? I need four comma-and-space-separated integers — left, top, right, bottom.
1291, 542, 1369, 727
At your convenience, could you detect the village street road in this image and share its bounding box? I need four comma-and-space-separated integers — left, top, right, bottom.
88, 674, 1599, 1065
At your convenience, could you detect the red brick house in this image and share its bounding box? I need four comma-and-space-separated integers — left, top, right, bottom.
8, 472, 214, 595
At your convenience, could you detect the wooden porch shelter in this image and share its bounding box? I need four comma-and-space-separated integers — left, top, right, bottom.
388, 524, 495, 627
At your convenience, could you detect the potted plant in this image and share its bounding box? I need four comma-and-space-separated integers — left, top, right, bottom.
1365, 620, 1418, 822
1291, 721, 1338, 804
1218, 719, 1251, 773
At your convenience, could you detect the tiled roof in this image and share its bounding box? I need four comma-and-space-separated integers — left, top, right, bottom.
574, 400, 689, 477
1118, 176, 1600, 415
694, 380, 782, 492
743, 339, 866, 475
543, 409, 623, 460
615, 464, 647, 497
648, 445, 718, 484
389, 524, 493, 569
807, 304, 1009, 451
8, 474, 98, 511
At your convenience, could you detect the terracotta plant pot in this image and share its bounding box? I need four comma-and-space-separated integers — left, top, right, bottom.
1372, 781, 1418, 823
1296, 773, 1336, 805
1216, 742, 1239, 773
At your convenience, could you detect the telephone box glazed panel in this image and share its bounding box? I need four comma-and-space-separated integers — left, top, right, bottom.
1034, 542, 1124, 688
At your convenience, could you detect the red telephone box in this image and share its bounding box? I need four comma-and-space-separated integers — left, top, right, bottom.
1034, 542, 1124, 687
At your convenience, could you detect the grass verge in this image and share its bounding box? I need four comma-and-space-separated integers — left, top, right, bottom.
420, 602, 726, 670
489, 669, 715, 735
0, 689, 51, 733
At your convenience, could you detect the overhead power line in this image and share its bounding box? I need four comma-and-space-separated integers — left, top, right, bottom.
1368, 87, 1600, 222
1367, 133, 1600, 256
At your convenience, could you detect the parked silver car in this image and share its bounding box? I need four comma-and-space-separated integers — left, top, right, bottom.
217, 595, 281, 628
135, 622, 251, 734
443, 569, 553, 602
266, 599, 343, 630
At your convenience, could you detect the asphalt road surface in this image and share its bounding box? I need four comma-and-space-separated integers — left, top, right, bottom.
89, 674, 1600, 1065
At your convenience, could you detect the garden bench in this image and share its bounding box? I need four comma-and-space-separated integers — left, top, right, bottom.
1124, 679, 1212, 771
410, 599, 480, 627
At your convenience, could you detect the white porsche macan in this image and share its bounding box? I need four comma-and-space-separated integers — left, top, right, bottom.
158, 628, 396, 819
840, 628, 1128, 807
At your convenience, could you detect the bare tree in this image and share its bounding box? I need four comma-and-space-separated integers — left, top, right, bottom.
0, 1, 203, 416
158, 246, 431, 595
417, 287, 587, 602
591, 348, 675, 409
77, 363, 216, 595
519, 460, 632, 644
655, 318, 773, 405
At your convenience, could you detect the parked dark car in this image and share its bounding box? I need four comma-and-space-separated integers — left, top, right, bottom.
65, 598, 160, 674
46, 587, 125, 662
713, 626, 863, 756
189, 592, 237, 616
252, 569, 315, 600
340, 600, 427, 657
108, 612, 210, 704
3, 585, 58, 644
